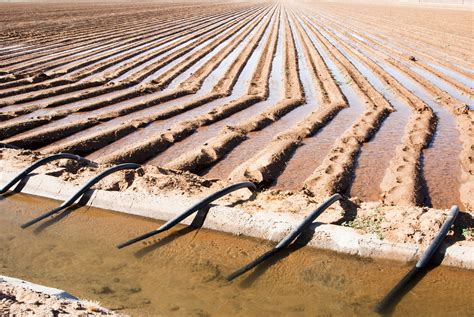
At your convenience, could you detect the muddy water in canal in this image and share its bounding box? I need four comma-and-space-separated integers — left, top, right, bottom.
1, 194, 473, 316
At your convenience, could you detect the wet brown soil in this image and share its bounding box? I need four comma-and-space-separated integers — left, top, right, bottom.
1, 1, 472, 210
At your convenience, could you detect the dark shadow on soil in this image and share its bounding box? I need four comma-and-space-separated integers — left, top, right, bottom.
225, 191, 258, 208
332, 197, 359, 225
419, 146, 434, 208
432, 211, 473, 265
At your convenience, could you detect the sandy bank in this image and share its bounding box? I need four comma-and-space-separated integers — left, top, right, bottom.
0, 275, 125, 316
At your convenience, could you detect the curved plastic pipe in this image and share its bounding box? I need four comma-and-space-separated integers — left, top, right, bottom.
227, 193, 343, 281
0, 153, 92, 195
117, 181, 257, 249
375, 205, 459, 314
21, 163, 141, 229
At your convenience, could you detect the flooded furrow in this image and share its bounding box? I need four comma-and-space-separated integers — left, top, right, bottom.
9, 14, 253, 141
82, 10, 275, 161
1, 8, 207, 56
202, 14, 314, 179
273, 16, 364, 191
313, 10, 474, 80
312, 11, 473, 99
0, 32, 177, 97
0, 11, 224, 96
0, 14, 164, 63
323, 11, 473, 109
354, 35, 464, 208
45, 10, 252, 83
315, 8, 473, 67
0, 8, 237, 71
0, 7, 258, 115
2, 26, 170, 75
0, 8, 266, 146
7, 35, 158, 76
0, 2, 470, 209
161, 9, 308, 174
145, 13, 284, 168
300, 15, 394, 198
406, 65, 473, 108
57, 12, 241, 79
303, 10, 467, 208
319, 15, 471, 208
314, 21, 411, 202
381, 64, 462, 208
427, 62, 473, 89
79, 8, 275, 159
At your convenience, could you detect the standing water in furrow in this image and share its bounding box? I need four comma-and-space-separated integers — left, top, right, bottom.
1, 7, 269, 151
344, 24, 473, 108
144, 10, 285, 168
84, 8, 278, 161
317, 6, 472, 72
273, 16, 364, 191
315, 24, 411, 202
42, 8, 268, 156
313, 8, 473, 89
308, 11, 467, 207
426, 62, 473, 90
405, 64, 473, 108
202, 11, 314, 179
377, 63, 463, 209
0, 8, 254, 115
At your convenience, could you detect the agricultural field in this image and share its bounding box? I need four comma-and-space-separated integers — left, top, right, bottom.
0, 1, 473, 315
0, 2, 472, 213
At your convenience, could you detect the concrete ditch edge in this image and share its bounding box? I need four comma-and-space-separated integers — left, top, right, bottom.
1, 170, 473, 270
